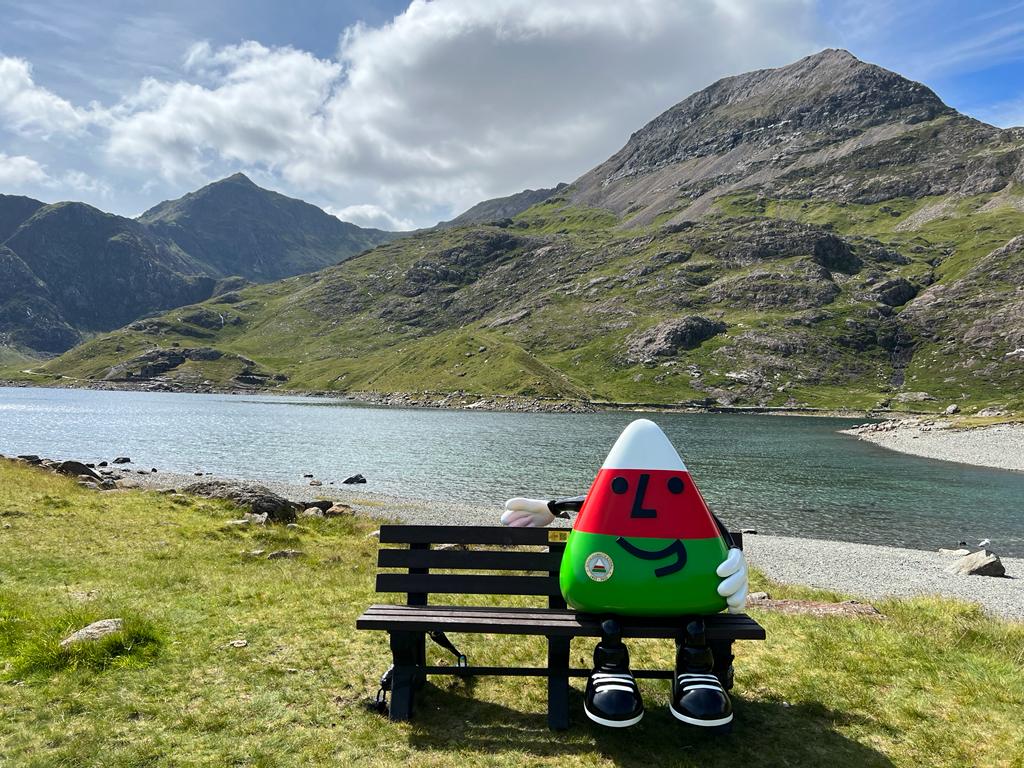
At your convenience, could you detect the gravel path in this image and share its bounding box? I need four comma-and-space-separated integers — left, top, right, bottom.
120, 470, 1024, 622
843, 419, 1024, 472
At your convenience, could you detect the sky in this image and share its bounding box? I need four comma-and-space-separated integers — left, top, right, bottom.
0, 0, 1022, 230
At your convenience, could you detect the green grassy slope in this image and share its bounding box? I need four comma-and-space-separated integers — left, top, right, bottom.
37, 188, 1024, 413
1, 459, 1023, 766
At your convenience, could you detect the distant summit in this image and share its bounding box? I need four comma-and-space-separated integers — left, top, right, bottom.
437, 183, 568, 228
140, 173, 396, 281
570, 49, 1004, 225
0, 175, 399, 356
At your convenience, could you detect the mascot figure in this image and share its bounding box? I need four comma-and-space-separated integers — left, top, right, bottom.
501, 419, 748, 729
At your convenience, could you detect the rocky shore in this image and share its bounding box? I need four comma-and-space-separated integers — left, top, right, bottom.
88, 463, 1024, 622
843, 417, 1024, 472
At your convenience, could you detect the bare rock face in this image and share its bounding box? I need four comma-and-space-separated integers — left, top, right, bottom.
948, 550, 1005, 577
625, 316, 727, 363
60, 618, 123, 648
182, 480, 298, 523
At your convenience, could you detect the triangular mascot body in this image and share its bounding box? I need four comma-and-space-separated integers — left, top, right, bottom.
501, 419, 749, 729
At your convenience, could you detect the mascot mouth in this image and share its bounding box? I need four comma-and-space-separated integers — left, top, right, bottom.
615, 537, 687, 577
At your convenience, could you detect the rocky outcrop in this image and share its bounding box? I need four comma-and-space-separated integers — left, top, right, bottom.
182, 480, 299, 523
625, 316, 727, 363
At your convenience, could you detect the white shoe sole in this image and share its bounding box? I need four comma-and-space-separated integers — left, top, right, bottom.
668, 704, 734, 727
584, 706, 644, 728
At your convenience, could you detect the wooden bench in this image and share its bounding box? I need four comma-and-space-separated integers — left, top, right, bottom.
356, 524, 765, 730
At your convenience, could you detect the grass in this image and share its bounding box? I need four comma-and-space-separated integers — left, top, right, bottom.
1, 459, 1023, 766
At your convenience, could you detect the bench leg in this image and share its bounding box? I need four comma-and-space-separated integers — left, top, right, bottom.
388, 631, 422, 722
547, 636, 570, 731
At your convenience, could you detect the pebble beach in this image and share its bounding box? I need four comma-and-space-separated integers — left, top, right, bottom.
843, 419, 1024, 472
121, 470, 1024, 622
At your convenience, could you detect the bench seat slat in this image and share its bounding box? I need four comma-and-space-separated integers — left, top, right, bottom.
357, 604, 766, 640
378, 548, 562, 572
379, 524, 566, 546
376, 573, 561, 597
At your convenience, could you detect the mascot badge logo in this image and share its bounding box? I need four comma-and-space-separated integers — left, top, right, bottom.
560, 419, 729, 616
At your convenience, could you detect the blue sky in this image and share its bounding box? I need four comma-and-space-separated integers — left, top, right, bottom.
0, 0, 1021, 228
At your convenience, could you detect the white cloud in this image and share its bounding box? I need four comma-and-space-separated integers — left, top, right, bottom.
0, 152, 51, 186
0, 1, 820, 226
327, 203, 417, 231
0, 56, 93, 137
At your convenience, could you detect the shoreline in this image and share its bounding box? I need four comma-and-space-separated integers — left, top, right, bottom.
2, 378, 921, 419
113, 469, 1024, 622
843, 418, 1024, 473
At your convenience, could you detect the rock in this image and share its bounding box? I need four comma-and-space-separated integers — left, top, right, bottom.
225, 519, 251, 527
748, 592, 771, 601
98, 461, 108, 467
17, 454, 42, 465
78, 481, 99, 490
938, 548, 971, 556
151, 468, 158, 473
741, 528, 758, 535
244, 512, 268, 525
303, 474, 314, 478
895, 391, 934, 403
182, 480, 298, 523
342, 474, 366, 485
367, 530, 381, 538
226, 639, 248, 648
624, 316, 727, 363
300, 507, 324, 518
324, 503, 353, 517
113, 457, 131, 464
286, 523, 299, 529
267, 549, 304, 559
944, 404, 959, 415
309, 479, 323, 487
243, 549, 266, 557
947, 549, 1005, 577
304, 500, 334, 512
59, 618, 123, 648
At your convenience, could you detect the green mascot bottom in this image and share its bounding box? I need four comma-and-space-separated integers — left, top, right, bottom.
560, 531, 729, 616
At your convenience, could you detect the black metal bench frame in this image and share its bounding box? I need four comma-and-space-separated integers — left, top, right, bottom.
356, 524, 765, 730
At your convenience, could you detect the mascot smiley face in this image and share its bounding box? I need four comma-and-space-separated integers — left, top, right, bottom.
559, 419, 730, 616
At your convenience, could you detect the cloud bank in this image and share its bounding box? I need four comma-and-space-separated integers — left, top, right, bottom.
0, 0, 819, 226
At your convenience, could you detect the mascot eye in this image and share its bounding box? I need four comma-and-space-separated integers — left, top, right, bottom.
611, 476, 629, 494
667, 476, 684, 494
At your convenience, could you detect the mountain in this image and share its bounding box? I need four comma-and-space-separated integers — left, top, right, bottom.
139, 173, 395, 281
437, 183, 567, 228
0, 175, 397, 357
36, 51, 1024, 414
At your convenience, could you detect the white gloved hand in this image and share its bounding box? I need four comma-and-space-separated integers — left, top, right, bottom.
716, 548, 749, 614
500, 497, 555, 528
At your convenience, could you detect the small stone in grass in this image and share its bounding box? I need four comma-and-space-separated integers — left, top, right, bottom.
324, 503, 353, 517
60, 618, 123, 648
301, 507, 324, 518
267, 549, 304, 559
226, 639, 248, 648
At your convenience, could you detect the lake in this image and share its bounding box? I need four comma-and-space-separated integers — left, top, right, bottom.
2, 386, 1022, 555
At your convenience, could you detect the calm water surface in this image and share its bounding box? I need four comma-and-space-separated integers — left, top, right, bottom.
2, 387, 1022, 555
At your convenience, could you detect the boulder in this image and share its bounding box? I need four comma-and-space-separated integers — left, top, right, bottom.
60, 618, 123, 648
55, 460, 101, 481
300, 507, 324, 518
309, 479, 323, 487
112, 457, 131, 464
304, 500, 334, 512
342, 474, 367, 485
624, 316, 727, 363
945, 404, 959, 415
324, 503, 354, 517
182, 480, 298, 523
17, 454, 42, 465
947, 549, 1005, 577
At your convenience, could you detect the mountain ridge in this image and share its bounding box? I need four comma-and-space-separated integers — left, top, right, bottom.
0, 175, 398, 356
24, 50, 1024, 413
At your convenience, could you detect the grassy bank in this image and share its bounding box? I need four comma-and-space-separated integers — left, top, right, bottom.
2, 460, 1022, 767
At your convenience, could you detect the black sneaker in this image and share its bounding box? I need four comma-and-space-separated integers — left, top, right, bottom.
585, 670, 644, 728
669, 672, 733, 728
583, 627, 644, 728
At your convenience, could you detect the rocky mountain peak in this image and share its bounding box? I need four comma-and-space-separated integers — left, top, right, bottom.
606, 49, 951, 183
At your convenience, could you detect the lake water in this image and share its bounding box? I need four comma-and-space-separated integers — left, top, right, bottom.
2, 386, 1022, 555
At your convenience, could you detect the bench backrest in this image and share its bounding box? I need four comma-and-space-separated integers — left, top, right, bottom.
376, 525, 744, 608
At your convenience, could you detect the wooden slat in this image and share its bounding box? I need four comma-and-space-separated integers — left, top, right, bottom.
378, 548, 562, 572
376, 573, 560, 597
357, 604, 766, 640
379, 525, 562, 546
417, 665, 677, 680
